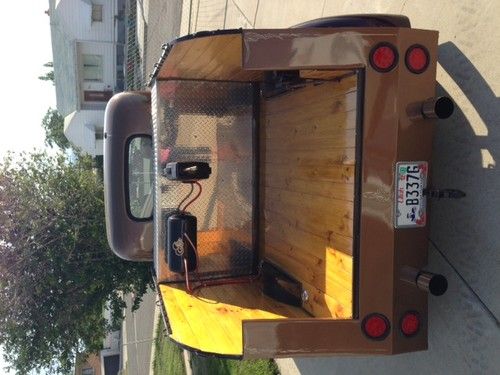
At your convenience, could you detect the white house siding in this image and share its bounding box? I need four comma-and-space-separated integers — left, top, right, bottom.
77, 41, 115, 98
64, 109, 105, 156
49, 0, 124, 155
53, 0, 116, 42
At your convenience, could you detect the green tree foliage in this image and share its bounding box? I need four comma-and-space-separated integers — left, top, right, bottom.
0, 151, 152, 374
38, 62, 55, 85
41, 108, 71, 150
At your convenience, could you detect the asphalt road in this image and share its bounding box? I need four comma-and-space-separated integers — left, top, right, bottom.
122, 290, 157, 375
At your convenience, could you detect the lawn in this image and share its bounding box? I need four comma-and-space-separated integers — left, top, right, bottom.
190, 353, 279, 375
153, 319, 279, 375
153, 320, 185, 375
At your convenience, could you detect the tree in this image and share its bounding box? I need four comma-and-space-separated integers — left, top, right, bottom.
41, 108, 71, 150
0, 151, 152, 374
38, 62, 55, 85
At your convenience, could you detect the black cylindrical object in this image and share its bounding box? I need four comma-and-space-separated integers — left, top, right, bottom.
421, 96, 454, 119
401, 267, 448, 296
166, 213, 197, 273
416, 271, 448, 296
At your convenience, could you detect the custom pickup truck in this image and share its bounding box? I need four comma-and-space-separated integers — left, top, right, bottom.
104, 14, 456, 358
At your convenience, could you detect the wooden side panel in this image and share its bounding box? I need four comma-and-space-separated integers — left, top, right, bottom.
159, 282, 309, 356
157, 34, 263, 82
260, 75, 357, 318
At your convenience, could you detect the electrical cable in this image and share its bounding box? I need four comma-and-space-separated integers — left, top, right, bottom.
176, 182, 194, 211
183, 233, 199, 269
178, 181, 259, 294
189, 275, 259, 294
182, 181, 202, 213
184, 258, 193, 293
182, 232, 259, 294
182, 229, 198, 293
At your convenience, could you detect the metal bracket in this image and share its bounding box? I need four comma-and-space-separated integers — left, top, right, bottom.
423, 188, 466, 199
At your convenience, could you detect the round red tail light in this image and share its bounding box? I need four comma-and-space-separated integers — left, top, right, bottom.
406, 45, 429, 74
369, 43, 398, 72
401, 311, 420, 337
362, 313, 390, 340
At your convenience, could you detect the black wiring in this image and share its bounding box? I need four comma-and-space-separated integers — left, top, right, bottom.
176, 183, 194, 211
182, 181, 202, 213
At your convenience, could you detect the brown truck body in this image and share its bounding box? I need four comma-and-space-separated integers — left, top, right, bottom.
104, 15, 453, 358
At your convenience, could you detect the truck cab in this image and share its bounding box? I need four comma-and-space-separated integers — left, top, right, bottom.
104, 15, 454, 358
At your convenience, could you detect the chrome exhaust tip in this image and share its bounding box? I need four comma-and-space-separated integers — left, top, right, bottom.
421, 96, 454, 119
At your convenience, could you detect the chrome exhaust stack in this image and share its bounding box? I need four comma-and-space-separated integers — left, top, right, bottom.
401, 267, 448, 296
421, 96, 454, 119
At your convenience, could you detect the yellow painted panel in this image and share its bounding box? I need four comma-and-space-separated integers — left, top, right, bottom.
159, 282, 309, 356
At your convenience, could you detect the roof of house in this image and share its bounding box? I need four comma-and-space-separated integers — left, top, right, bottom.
48, 0, 79, 117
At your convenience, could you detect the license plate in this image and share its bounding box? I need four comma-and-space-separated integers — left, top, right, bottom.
394, 162, 427, 228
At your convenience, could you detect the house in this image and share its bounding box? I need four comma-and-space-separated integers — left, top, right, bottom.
74, 306, 121, 375
75, 353, 101, 375
48, 0, 126, 156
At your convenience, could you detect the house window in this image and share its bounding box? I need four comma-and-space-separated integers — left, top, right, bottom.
95, 128, 104, 140
81, 368, 94, 375
91, 4, 103, 22
82, 54, 103, 82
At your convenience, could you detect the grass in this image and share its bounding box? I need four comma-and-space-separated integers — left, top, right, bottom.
190, 353, 280, 375
153, 320, 186, 375
153, 320, 279, 375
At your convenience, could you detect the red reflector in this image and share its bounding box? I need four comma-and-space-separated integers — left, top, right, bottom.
406, 45, 429, 73
401, 311, 420, 336
369, 43, 398, 72
362, 313, 390, 340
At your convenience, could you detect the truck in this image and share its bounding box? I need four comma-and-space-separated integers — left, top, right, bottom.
104, 14, 457, 359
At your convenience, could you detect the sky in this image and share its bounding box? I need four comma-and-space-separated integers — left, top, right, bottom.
0, 1, 56, 157
0, 2, 56, 372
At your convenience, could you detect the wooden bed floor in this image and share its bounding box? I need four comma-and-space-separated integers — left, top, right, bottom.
260, 75, 357, 318
159, 282, 309, 356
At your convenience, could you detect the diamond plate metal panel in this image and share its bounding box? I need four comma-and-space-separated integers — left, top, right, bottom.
153, 80, 255, 282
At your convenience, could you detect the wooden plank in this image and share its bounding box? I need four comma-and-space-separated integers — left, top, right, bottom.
263, 110, 357, 141
264, 231, 353, 287
263, 189, 353, 240
264, 186, 353, 220
263, 208, 353, 255
263, 174, 354, 202
159, 285, 200, 348
259, 74, 357, 319
300, 279, 352, 319
187, 288, 245, 352
158, 37, 215, 79
194, 35, 242, 80
159, 282, 310, 356
264, 240, 352, 306
164, 285, 238, 355
229, 69, 264, 82
263, 77, 357, 114
168, 286, 226, 353
264, 129, 357, 151
263, 93, 357, 131
264, 162, 355, 184
158, 34, 255, 81
300, 69, 355, 81
265, 147, 356, 167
